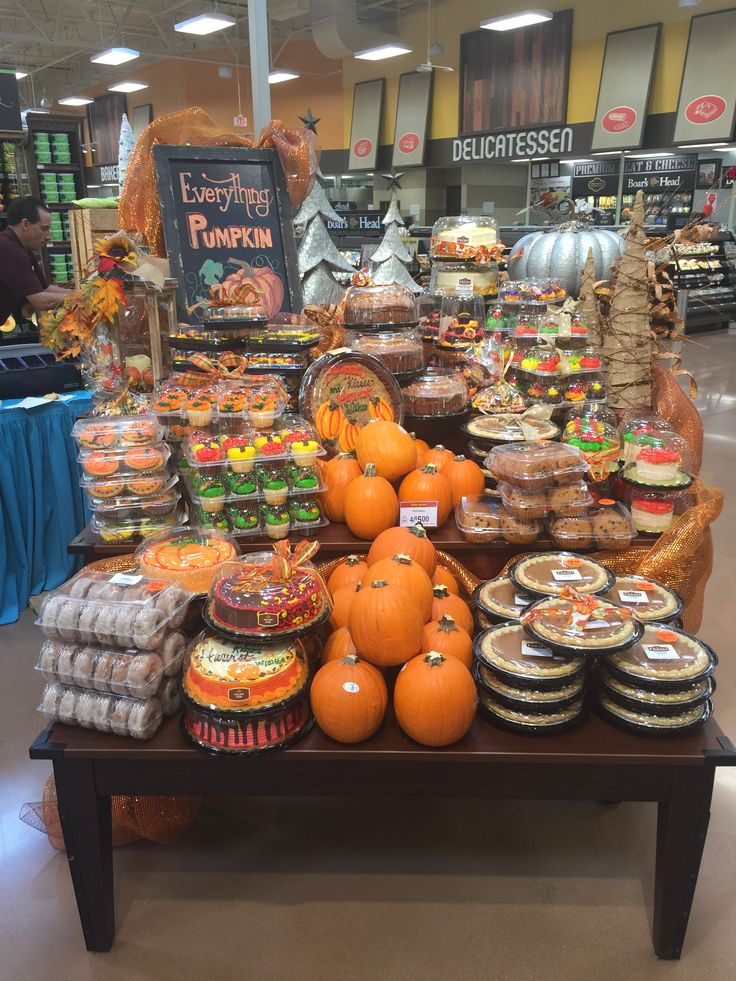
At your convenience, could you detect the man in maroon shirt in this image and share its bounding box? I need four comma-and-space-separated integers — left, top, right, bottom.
0, 196, 71, 325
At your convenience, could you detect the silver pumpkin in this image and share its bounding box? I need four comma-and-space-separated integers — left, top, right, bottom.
508, 225, 624, 298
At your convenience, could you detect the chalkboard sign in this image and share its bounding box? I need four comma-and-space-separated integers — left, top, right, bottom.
0, 70, 22, 135
153, 145, 302, 322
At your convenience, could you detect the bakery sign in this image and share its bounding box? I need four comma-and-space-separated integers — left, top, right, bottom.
451, 126, 574, 163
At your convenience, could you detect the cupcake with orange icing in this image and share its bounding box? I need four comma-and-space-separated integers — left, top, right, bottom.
187, 395, 213, 427
249, 396, 276, 429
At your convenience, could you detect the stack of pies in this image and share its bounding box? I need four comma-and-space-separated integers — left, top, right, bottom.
600, 575, 683, 625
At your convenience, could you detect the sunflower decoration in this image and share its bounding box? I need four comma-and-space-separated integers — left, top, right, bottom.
91, 231, 139, 276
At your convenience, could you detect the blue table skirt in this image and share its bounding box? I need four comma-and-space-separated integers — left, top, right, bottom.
0, 395, 92, 624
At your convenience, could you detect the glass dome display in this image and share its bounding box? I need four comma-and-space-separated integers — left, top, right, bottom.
342, 282, 418, 329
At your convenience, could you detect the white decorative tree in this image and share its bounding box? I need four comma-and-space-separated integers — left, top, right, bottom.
294, 172, 355, 305
370, 172, 421, 294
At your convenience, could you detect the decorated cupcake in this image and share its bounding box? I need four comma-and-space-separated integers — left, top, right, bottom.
152, 388, 187, 432
635, 446, 680, 483
217, 392, 246, 432
191, 440, 225, 467
291, 439, 319, 467
542, 386, 562, 406
290, 499, 322, 526
187, 395, 213, 427
257, 438, 286, 459
249, 396, 276, 429
263, 504, 290, 540
225, 504, 260, 533
226, 443, 256, 473
192, 505, 229, 532
564, 382, 586, 403
259, 467, 290, 505
196, 475, 227, 513
226, 470, 258, 496
292, 465, 319, 491
586, 381, 605, 401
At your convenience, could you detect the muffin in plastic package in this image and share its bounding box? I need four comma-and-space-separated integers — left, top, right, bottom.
485, 441, 588, 489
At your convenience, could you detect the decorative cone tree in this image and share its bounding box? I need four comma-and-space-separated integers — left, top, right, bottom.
370, 173, 421, 294
294, 172, 356, 305
578, 247, 602, 346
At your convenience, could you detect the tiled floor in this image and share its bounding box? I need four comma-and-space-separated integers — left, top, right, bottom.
2, 331, 735, 980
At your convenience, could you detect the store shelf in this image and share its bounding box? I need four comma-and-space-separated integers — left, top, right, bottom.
36, 163, 80, 173
47, 242, 72, 250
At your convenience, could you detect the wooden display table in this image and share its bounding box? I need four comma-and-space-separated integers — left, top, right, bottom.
31, 712, 735, 957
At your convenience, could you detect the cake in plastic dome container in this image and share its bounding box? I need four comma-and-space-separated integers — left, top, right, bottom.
418, 289, 445, 342
345, 328, 424, 377
562, 408, 620, 466
402, 365, 469, 418
204, 540, 331, 640
618, 414, 676, 464
485, 302, 515, 334
621, 431, 693, 489
521, 592, 642, 657
437, 291, 485, 351
343, 282, 418, 329
629, 492, 676, 534
430, 215, 499, 263
430, 260, 499, 298
136, 526, 240, 595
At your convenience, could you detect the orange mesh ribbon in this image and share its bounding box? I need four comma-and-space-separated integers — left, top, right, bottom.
118, 108, 318, 256
179, 351, 248, 386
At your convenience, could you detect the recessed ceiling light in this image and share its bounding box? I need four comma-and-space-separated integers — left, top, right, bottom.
354, 44, 412, 61
268, 70, 300, 83
481, 9, 552, 31
676, 143, 727, 149
91, 47, 140, 66
58, 96, 93, 106
108, 81, 148, 93
174, 12, 236, 35
627, 152, 674, 159
15, 70, 28, 79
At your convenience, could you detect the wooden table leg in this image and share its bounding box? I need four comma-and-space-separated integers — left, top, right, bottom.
653, 765, 715, 959
53, 758, 115, 952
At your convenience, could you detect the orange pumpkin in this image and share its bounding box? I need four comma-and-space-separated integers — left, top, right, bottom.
398, 464, 453, 525
322, 626, 357, 663
367, 524, 437, 577
321, 453, 362, 522
442, 454, 486, 507
364, 553, 433, 623
368, 397, 393, 421
355, 420, 416, 483
411, 433, 430, 468
433, 565, 460, 596
423, 445, 454, 471
421, 615, 473, 668
393, 651, 477, 746
327, 555, 368, 593
310, 654, 388, 743
343, 464, 399, 540
348, 580, 424, 667
329, 582, 361, 630
430, 585, 473, 633
316, 400, 343, 440
338, 417, 360, 453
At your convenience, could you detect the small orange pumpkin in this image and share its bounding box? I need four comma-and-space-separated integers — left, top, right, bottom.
348, 579, 424, 667
310, 654, 388, 743
422, 444, 454, 471
430, 584, 473, 633
327, 555, 368, 593
411, 433, 430, 467
421, 614, 473, 667
398, 464, 453, 525
321, 453, 362, 522
322, 626, 357, 662
442, 454, 486, 507
355, 420, 416, 482
343, 464, 399, 540
393, 651, 477, 746
432, 565, 460, 595
329, 581, 362, 631
364, 553, 433, 622
367, 524, 437, 576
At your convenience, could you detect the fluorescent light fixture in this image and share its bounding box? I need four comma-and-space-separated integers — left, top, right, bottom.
103, 182, 119, 187
268, 70, 300, 83
174, 12, 236, 35
481, 9, 552, 31
354, 43, 412, 61
565, 158, 592, 163
591, 151, 623, 156
58, 96, 93, 106
341, 175, 352, 179
531, 157, 550, 161
108, 81, 148, 93
627, 152, 674, 159
676, 143, 727, 149
511, 158, 531, 163
15, 70, 28, 79
86, 184, 101, 188
91, 47, 140, 66
366, 172, 374, 176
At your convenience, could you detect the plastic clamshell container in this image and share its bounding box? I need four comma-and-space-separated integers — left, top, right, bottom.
342, 282, 418, 329
402, 365, 469, 418
135, 525, 240, 595
86, 482, 180, 516
596, 668, 714, 715
37, 637, 187, 700
562, 412, 621, 457
81, 468, 178, 500
474, 661, 586, 712
509, 551, 615, 597
521, 596, 643, 657
36, 571, 193, 651
547, 501, 636, 552
437, 291, 486, 351
471, 380, 527, 415
603, 623, 718, 692
91, 508, 183, 542
462, 413, 560, 444
535, 311, 590, 342
518, 345, 604, 379
596, 693, 712, 737
170, 325, 253, 344
455, 495, 543, 545
430, 215, 498, 262
472, 576, 535, 623
473, 622, 587, 690
203, 552, 332, 641
485, 441, 588, 489
72, 414, 162, 450
246, 352, 310, 372
78, 442, 171, 479
499, 279, 566, 305
417, 289, 445, 340
203, 301, 269, 324
185, 416, 325, 470
345, 328, 425, 376
246, 313, 321, 350
498, 479, 594, 519
38, 682, 166, 739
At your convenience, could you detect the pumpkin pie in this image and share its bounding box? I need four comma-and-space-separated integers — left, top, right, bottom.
597, 693, 711, 734
462, 414, 560, 444
521, 595, 641, 654
510, 552, 613, 596
473, 576, 534, 622
597, 668, 714, 711
475, 662, 585, 705
600, 575, 681, 624
604, 625, 717, 687
474, 623, 585, 686
479, 689, 586, 732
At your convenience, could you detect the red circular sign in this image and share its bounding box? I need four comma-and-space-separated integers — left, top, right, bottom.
398, 132, 419, 154
353, 138, 373, 158
685, 95, 727, 125
602, 106, 637, 133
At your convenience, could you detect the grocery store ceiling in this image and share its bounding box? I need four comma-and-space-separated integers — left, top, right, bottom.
0, 0, 430, 103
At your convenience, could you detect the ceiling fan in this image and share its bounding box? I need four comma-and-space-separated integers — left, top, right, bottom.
416, 0, 454, 73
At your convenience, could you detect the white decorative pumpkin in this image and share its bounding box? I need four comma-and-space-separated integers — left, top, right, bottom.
508, 224, 624, 298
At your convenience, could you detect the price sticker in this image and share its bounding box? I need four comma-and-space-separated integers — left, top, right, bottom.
642, 643, 680, 661
551, 567, 583, 582
109, 573, 143, 586
400, 501, 438, 528
521, 640, 555, 658
619, 589, 649, 605
342, 682, 360, 694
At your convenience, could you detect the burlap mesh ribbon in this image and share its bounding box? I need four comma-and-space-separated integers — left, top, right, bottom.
118, 108, 318, 256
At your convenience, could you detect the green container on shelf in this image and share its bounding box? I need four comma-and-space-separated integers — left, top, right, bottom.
54, 154, 72, 165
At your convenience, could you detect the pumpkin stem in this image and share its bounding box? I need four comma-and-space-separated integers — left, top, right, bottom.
363, 463, 377, 477
422, 464, 438, 474
408, 523, 428, 539
453, 455, 466, 462
342, 654, 359, 665
344, 555, 362, 567
424, 651, 446, 667
437, 614, 459, 632
338, 452, 357, 460
434, 445, 446, 451
433, 584, 450, 598
369, 579, 388, 588
391, 553, 412, 565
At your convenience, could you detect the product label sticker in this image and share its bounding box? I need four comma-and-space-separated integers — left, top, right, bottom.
256, 611, 280, 627
514, 594, 530, 606
551, 567, 583, 582
521, 640, 556, 659
109, 573, 143, 586
400, 501, 438, 528
584, 620, 612, 630
619, 589, 649, 605
342, 682, 360, 694
227, 687, 251, 701
642, 643, 680, 661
